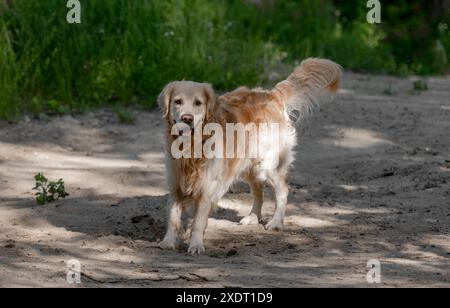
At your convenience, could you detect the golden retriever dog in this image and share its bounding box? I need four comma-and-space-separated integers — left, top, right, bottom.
158, 58, 342, 254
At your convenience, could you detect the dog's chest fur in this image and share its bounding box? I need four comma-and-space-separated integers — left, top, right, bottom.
174, 157, 207, 198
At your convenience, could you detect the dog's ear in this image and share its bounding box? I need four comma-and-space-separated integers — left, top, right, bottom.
203, 83, 217, 122
158, 82, 177, 118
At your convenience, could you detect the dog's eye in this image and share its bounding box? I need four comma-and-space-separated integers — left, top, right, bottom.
174, 99, 183, 105
194, 100, 202, 106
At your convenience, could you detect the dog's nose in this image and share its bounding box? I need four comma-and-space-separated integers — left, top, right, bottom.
181, 114, 194, 124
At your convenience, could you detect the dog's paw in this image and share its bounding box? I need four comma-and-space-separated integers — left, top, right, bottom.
239, 214, 260, 226
265, 219, 284, 231
187, 243, 205, 255
159, 238, 177, 250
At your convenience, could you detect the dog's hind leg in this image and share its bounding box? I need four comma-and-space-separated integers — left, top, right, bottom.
240, 176, 264, 225
159, 196, 183, 250
266, 171, 289, 231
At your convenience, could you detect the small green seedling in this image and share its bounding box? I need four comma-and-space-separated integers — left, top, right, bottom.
115, 108, 136, 124
383, 83, 395, 96
33, 173, 69, 205
413, 80, 428, 92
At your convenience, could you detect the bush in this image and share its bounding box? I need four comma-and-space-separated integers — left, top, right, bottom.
0, 0, 285, 118
0, 0, 449, 119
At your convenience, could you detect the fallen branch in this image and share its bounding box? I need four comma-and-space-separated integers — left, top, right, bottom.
81, 272, 211, 284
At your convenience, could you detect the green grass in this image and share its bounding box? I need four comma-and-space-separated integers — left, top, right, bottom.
383, 83, 395, 96
0, 0, 284, 119
115, 107, 136, 125
412, 80, 429, 92
0, 0, 449, 119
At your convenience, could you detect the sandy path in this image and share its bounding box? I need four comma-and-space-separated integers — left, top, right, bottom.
0, 73, 449, 287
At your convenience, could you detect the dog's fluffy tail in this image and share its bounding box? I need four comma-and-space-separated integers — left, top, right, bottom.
271, 58, 342, 120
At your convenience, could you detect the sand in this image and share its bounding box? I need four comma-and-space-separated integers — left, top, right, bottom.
0, 72, 449, 287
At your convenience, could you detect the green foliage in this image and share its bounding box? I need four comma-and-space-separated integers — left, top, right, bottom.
0, 0, 448, 119
115, 108, 136, 125
0, 11, 19, 119
0, 0, 286, 119
383, 83, 395, 96
380, 0, 450, 75
33, 173, 69, 205
412, 80, 429, 92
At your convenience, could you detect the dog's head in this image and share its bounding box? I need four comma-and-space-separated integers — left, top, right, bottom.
158, 81, 216, 134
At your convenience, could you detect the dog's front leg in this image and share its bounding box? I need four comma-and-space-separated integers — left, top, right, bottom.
159, 196, 183, 250
188, 197, 211, 255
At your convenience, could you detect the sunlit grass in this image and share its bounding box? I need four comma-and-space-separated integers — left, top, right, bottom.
0, 0, 448, 119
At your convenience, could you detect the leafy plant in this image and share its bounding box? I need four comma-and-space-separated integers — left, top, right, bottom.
33, 173, 69, 205
413, 80, 429, 92
383, 83, 395, 96
115, 108, 136, 124
0, 0, 448, 119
